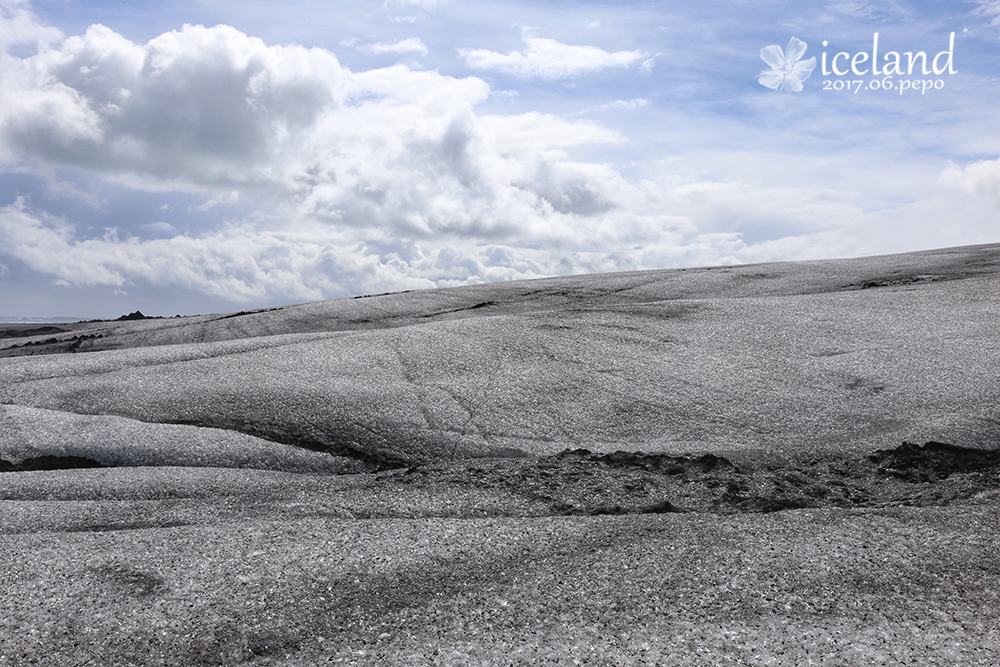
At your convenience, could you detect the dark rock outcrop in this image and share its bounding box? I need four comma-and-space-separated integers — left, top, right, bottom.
868, 441, 1000, 482
3, 455, 107, 472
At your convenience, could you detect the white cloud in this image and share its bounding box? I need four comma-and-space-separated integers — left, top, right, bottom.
639, 54, 660, 73
0, 198, 413, 299
458, 34, 646, 80
360, 37, 428, 56
976, 0, 1000, 33
0, 198, 699, 300
941, 156, 1000, 204
589, 98, 650, 113
0, 0, 62, 52
0, 21, 628, 244
1, 22, 346, 187
195, 190, 240, 211
0, 21, 684, 298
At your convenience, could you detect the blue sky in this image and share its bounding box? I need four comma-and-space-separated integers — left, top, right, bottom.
1, 0, 998, 318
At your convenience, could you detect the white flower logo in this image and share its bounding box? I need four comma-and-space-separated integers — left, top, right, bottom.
758, 37, 816, 92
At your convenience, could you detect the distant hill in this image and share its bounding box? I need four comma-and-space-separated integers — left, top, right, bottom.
1, 243, 998, 471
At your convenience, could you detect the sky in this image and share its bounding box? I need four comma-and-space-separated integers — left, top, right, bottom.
1, 0, 998, 319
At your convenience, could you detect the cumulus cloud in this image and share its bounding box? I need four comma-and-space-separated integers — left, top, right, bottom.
0, 20, 633, 241
458, 34, 646, 80
359, 38, 428, 56
0, 18, 692, 299
1, 22, 345, 187
941, 156, 1000, 203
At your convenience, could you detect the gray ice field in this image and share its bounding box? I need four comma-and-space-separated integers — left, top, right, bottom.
1, 243, 999, 665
